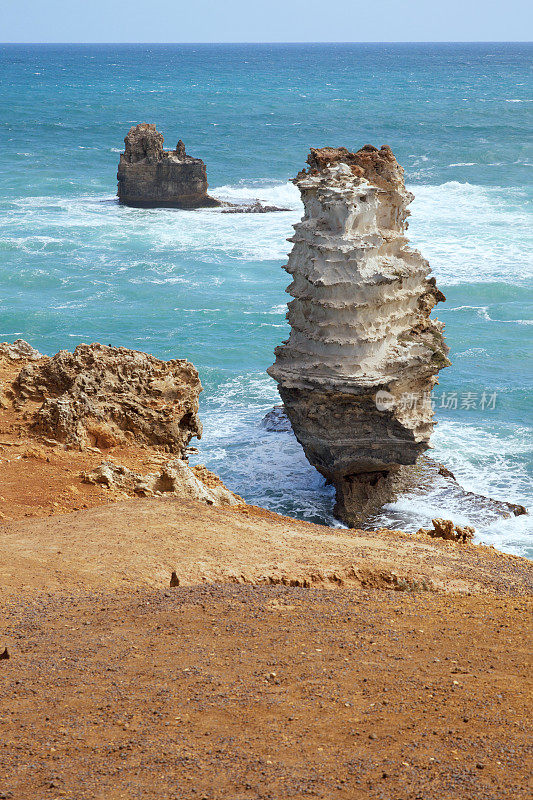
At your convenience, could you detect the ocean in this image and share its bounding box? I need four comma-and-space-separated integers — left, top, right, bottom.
0, 43, 531, 556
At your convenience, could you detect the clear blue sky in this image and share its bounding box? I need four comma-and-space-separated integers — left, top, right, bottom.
1, 0, 532, 43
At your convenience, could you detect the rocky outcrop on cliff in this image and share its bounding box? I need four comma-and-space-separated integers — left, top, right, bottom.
0, 339, 43, 361
417, 518, 475, 544
268, 145, 450, 526
82, 460, 241, 506
117, 124, 220, 208
12, 343, 202, 453
1, 341, 242, 511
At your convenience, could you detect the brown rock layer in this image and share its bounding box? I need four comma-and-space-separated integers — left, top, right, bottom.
417, 518, 476, 544
1, 341, 245, 514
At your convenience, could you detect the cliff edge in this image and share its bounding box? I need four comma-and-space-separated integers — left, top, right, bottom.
0, 341, 241, 514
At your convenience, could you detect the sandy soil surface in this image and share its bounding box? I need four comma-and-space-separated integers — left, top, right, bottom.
1, 350, 532, 799
1, 583, 531, 800
1, 498, 532, 800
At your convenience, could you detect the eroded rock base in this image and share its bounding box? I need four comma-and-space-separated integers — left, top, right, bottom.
333, 470, 401, 527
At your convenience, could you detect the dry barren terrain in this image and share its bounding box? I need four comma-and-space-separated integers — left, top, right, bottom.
1, 350, 532, 799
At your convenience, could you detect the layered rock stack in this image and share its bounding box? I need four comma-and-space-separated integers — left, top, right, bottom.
117, 124, 220, 208
268, 145, 450, 526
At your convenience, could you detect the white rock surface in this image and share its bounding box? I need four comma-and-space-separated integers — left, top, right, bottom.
0, 339, 43, 361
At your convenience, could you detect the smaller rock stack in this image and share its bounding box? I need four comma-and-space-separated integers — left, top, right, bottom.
117, 123, 220, 208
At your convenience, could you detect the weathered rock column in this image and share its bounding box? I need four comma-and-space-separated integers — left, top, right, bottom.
268, 145, 450, 526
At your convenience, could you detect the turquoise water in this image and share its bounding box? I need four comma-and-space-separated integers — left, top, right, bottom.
1, 43, 532, 555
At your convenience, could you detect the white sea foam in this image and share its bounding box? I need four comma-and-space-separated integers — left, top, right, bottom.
431, 420, 532, 496
195, 388, 533, 555
212, 180, 301, 210
446, 306, 533, 326
1, 187, 302, 263
5, 180, 530, 283
446, 305, 492, 320
408, 181, 533, 286
382, 419, 533, 557
454, 347, 489, 359
191, 401, 338, 526
376, 495, 532, 557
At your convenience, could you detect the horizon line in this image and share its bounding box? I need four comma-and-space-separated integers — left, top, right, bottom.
1, 40, 532, 45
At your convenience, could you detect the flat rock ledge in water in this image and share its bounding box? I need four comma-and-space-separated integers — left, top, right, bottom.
261, 405, 294, 432
268, 144, 453, 527
219, 200, 291, 214
117, 124, 221, 209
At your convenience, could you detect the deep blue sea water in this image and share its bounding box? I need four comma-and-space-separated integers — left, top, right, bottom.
1, 43, 532, 555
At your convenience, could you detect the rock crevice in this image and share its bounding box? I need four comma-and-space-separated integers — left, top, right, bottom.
268, 145, 450, 526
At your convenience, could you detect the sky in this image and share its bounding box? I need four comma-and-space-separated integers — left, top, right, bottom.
1, 0, 532, 43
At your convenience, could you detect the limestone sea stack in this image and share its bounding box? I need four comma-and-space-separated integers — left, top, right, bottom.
117, 123, 220, 208
268, 145, 450, 526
